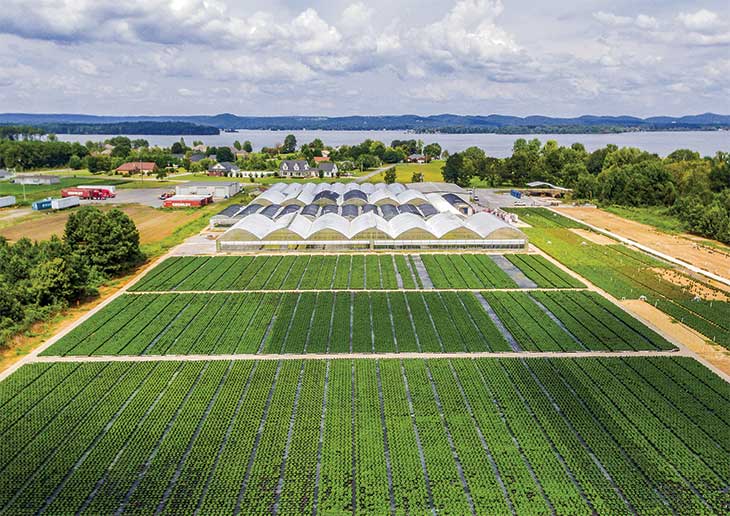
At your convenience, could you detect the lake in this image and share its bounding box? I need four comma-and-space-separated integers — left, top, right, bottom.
58, 130, 730, 158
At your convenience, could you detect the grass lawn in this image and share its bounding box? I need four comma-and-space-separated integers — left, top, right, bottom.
368, 161, 444, 183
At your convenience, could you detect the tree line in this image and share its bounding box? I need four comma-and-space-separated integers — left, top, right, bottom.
0, 207, 143, 347
442, 139, 730, 244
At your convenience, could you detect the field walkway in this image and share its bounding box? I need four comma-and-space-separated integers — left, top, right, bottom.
354, 165, 393, 183
30, 349, 689, 364
128, 287, 588, 294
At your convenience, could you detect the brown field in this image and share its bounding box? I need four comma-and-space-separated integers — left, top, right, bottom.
0, 205, 203, 245
557, 207, 730, 281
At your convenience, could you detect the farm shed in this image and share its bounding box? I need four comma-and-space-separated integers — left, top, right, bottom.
13, 175, 60, 185
176, 182, 240, 199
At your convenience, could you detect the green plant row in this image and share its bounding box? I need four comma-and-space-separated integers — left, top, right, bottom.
132, 253, 579, 292
1, 357, 727, 514
44, 289, 669, 356
504, 254, 585, 288
420, 254, 517, 288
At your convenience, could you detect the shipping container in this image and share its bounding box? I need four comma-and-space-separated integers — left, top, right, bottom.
0, 196, 16, 208
51, 196, 80, 210
32, 198, 53, 211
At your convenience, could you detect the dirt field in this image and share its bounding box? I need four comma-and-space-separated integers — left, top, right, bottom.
0, 205, 202, 245
622, 299, 730, 377
557, 207, 730, 280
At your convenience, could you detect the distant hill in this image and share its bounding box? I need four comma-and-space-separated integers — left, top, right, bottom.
0, 113, 728, 134
0, 121, 219, 135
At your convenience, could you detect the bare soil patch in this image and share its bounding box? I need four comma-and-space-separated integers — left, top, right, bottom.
557, 207, 730, 280
568, 228, 615, 245
622, 299, 730, 377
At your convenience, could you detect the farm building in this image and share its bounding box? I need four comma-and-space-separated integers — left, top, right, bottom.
217, 182, 527, 251
163, 195, 213, 208
176, 181, 240, 199
14, 175, 60, 185
115, 162, 158, 175
208, 162, 241, 176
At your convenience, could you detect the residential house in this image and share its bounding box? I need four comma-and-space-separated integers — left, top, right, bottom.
234, 149, 250, 159
279, 160, 312, 178
115, 162, 158, 175
317, 162, 338, 178
313, 156, 330, 164
208, 162, 241, 177
406, 153, 427, 164
189, 153, 206, 163
192, 144, 208, 153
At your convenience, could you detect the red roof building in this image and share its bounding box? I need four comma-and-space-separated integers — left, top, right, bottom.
116, 162, 158, 175
313, 156, 330, 163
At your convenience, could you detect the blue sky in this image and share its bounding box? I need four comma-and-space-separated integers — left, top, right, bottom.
0, 0, 728, 116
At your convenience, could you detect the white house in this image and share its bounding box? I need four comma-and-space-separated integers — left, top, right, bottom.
279, 160, 312, 178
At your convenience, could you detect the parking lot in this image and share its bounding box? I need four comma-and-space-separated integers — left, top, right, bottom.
473, 188, 558, 209
80, 188, 172, 208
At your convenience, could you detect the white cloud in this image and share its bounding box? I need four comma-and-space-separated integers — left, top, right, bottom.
414, 0, 523, 73
593, 11, 658, 30
677, 9, 722, 33
69, 58, 99, 76
593, 12, 633, 27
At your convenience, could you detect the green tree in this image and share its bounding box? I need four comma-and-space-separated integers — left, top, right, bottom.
64, 207, 143, 276
170, 141, 185, 154
411, 171, 424, 183
233, 140, 242, 151
442, 152, 471, 187
423, 143, 442, 159
242, 140, 253, 152
282, 134, 297, 153
216, 147, 235, 162
68, 155, 83, 170
384, 167, 397, 184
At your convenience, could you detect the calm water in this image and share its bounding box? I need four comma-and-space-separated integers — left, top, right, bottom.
58, 130, 730, 158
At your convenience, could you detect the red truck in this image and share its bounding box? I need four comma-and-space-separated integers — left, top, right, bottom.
61, 187, 115, 200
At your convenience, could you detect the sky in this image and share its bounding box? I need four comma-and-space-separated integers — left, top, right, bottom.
0, 0, 728, 117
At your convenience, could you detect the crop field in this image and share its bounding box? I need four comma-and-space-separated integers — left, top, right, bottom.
131, 253, 580, 292
43, 289, 673, 356
0, 357, 727, 514
511, 208, 730, 348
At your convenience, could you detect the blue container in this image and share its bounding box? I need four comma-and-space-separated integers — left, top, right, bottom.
510, 189, 522, 199
32, 199, 53, 211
